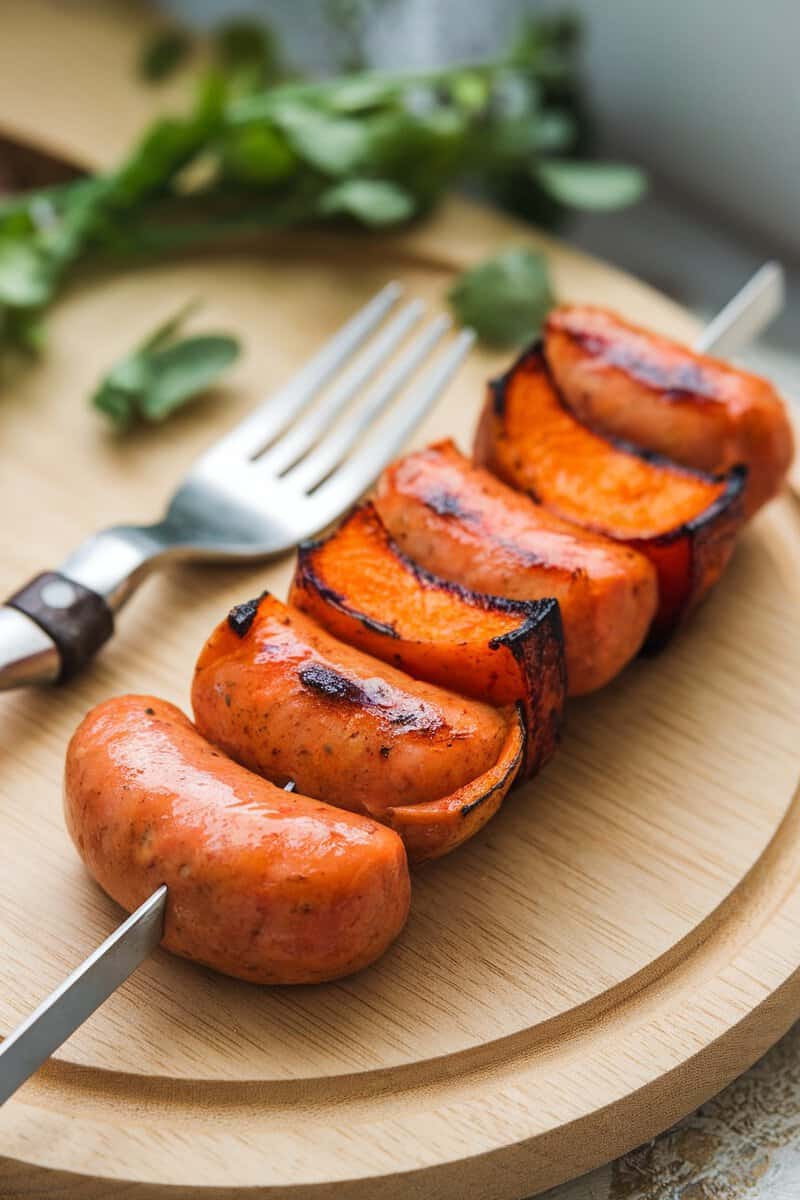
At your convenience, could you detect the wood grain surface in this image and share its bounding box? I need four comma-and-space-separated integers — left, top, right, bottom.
2, 5, 800, 1198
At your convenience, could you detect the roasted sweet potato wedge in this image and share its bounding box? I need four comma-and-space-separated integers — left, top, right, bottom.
375, 440, 657, 695
475, 346, 746, 644
192, 592, 525, 861
545, 305, 793, 516
290, 501, 565, 776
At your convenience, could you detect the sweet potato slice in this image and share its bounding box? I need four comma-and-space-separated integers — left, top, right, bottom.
545, 305, 793, 516
192, 592, 525, 861
475, 346, 745, 643
290, 501, 565, 776
375, 440, 657, 695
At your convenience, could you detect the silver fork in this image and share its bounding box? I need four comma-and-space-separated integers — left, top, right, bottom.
0, 283, 474, 691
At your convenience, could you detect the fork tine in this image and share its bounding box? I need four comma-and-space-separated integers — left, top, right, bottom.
203, 282, 402, 463
257, 299, 425, 477
286, 314, 451, 494
310, 328, 475, 515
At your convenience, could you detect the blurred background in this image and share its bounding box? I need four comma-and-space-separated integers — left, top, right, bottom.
1, 0, 797, 385
161, 0, 800, 338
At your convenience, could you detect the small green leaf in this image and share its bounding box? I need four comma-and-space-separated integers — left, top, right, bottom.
448, 247, 554, 347
141, 335, 240, 421
272, 105, 369, 175
105, 351, 153, 396
535, 160, 647, 210
91, 305, 240, 430
319, 179, 416, 227
0, 239, 56, 307
92, 382, 139, 429
326, 75, 397, 113
93, 352, 154, 428
139, 29, 191, 83
221, 123, 296, 185
448, 71, 489, 113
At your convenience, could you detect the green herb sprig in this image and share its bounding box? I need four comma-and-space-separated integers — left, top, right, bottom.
91, 302, 240, 430
0, 17, 644, 362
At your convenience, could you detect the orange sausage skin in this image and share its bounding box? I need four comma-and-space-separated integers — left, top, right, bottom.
192, 593, 511, 823
375, 440, 657, 695
546, 305, 793, 516
64, 696, 410, 984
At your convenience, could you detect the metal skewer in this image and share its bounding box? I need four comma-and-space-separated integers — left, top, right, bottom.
0, 263, 786, 1106
0, 781, 296, 1105
0, 886, 166, 1106
694, 260, 784, 356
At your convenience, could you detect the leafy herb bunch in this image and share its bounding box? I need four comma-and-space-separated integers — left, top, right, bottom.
0, 16, 643, 361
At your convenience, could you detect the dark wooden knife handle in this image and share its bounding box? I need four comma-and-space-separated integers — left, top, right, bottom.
6, 572, 114, 681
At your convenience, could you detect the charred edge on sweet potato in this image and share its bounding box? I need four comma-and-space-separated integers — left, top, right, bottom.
490, 344, 748, 536
490, 600, 565, 773
640, 466, 746, 545
291, 573, 400, 640
296, 510, 566, 775
297, 519, 563, 631
228, 591, 269, 638
461, 701, 525, 816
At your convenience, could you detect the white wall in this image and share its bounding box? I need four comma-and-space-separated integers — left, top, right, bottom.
567, 0, 800, 258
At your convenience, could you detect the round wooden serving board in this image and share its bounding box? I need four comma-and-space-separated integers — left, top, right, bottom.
1, 201, 799, 1200
1, 10, 800, 1193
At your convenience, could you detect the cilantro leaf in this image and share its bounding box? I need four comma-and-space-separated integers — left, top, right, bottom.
0, 239, 57, 308
318, 178, 415, 226
534, 160, 647, 210
92, 305, 240, 430
448, 247, 554, 347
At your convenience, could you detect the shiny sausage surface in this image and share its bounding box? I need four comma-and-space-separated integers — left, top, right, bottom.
192, 593, 512, 822
64, 696, 410, 984
546, 305, 793, 516
375, 440, 657, 695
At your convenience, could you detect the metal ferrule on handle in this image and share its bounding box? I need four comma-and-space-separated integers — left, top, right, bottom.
0, 526, 163, 691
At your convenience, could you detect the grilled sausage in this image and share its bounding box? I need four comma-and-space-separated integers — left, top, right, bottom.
64, 695, 410, 984
290, 501, 566, 777
375, 440, 657, 695
545, 305, 793, 516
192, 593, 525, 860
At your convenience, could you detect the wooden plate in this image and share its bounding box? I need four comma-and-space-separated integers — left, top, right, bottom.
2, 7, 800, 1195
1, 201, 800, 1199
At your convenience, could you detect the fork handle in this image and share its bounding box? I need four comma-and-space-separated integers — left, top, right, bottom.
1, 573, 114, 688
0, 526, 164, 691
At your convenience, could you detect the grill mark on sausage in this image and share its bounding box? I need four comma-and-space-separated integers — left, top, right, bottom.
564, 329, 713, 400
420, 487, 473, 520
298, 662, 444, 734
